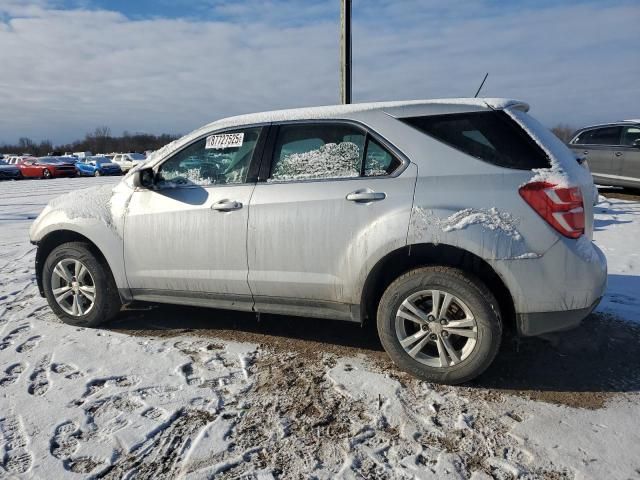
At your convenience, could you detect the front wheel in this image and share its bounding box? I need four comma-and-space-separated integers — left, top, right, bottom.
42, 168, 51, 179
94, 170, 101, 177
42, 242, 122, 327
377, 266, 502, 385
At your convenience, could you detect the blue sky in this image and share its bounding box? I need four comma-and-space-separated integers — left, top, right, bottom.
0, 0, 638, 144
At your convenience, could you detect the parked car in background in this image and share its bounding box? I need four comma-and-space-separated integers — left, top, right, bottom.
73, 151, 93, 159
30, 98, 606, 384
75, 156, 122, 177
5, 155, 33, 165
18, 157, 76, 179
568, 120, 640, 189
112, 153, 146, 173
0, 159, 22, 180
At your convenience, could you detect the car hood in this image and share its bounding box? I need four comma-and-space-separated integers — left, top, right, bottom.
0, 165, 19, 171
30, 179, 134, 241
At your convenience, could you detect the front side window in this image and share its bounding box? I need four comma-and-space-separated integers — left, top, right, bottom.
621, 126, 640, 146
158, 127, 261, 187
575, 126, 622, 146
400, 111, 550, 169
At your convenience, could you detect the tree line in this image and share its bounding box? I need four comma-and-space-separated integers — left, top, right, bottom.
1, 124, 577, 158
0, 127, 181, 157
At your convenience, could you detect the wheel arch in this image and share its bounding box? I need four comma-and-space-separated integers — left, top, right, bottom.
35, 230, 123, 301
360, 243, 516, 333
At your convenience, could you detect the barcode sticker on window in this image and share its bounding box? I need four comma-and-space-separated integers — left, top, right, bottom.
205, 133, 244, 149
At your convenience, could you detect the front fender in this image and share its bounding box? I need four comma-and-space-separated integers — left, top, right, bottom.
29, 181, 133, 295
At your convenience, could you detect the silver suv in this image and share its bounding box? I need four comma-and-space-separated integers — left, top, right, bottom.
30, 99, 607, 384
568, 120, 640, 189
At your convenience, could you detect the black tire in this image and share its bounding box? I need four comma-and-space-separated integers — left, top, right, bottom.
42, 169, 51, 179
377, 266, 502, 385
42, 242, 122, 327
94, 170, 101, 177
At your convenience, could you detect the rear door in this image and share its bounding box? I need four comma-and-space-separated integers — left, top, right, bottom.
247, 121, 417, 319
124, 126, 266, 309
619, 125, 640, 184
571, 126, 622, 179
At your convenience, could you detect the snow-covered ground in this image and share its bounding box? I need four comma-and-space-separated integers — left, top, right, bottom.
0, 177, 639, 479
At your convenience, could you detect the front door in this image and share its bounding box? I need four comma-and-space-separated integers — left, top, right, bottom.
124, 126, 265, 309
247, 122, 417, 319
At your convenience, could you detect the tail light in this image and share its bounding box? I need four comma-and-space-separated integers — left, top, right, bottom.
519, 182, 584, 238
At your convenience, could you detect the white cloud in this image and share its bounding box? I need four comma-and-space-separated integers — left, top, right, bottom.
0, 1, 638, 144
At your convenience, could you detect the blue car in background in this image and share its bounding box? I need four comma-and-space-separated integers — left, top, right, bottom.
75, 157, 122, 177
0, 159, 22, 180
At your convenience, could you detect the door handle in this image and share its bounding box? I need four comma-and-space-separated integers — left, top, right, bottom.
211, 200, 243, 211
614, 151, 622, 157
346, 191, 386, 202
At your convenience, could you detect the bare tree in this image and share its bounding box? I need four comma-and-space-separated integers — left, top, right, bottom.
551, 123, 575, 143
18, 137, 35, 153
92, 126, 112, 153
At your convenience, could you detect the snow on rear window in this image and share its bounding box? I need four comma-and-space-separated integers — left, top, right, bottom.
505, 108, 592, 187
269, 142, 361, 182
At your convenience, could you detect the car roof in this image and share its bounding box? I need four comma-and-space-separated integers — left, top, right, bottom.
574, 120, 640, 132
146, 97, 528, 165
203, 97, 527, 131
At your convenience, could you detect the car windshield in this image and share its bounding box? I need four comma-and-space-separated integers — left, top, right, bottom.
0, 160, 7, 165
129, 153, 146, 160
95, 158, 111, 165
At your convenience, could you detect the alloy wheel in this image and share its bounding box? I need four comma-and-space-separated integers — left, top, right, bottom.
50, 258, 96, 316
395, 289, 478, 368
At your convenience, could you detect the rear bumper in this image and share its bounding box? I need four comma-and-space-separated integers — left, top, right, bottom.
516, 297, 601, 336
492, 236, 607, 337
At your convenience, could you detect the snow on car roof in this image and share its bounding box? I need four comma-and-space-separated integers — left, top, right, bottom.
146, 98, 528, 165
203, 98, 527, 131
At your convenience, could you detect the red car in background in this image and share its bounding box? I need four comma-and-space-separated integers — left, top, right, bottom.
18, 157, 77, 179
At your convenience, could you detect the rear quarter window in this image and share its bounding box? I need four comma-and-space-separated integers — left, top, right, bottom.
400, 111, 551, 170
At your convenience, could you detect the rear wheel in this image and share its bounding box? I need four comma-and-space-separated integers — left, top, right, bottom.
42, 242, 122, 327
377, 266, 502, 384
42, 168, 51, 179
94, 170, 101, 177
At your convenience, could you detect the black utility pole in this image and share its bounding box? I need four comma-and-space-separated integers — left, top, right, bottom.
340, 0, 352, 104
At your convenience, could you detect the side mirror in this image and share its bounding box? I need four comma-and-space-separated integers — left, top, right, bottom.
132, 167, 155, 189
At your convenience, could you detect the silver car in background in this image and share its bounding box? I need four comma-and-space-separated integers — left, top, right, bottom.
29, 98, 607, 384
568, 120, 640, 189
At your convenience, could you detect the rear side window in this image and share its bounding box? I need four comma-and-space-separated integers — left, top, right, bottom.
268, 123, 402, 182
364, 138, 402, 176
574, 126, 622, 146
400, 111, 550, 169
270, 124, 364, 182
